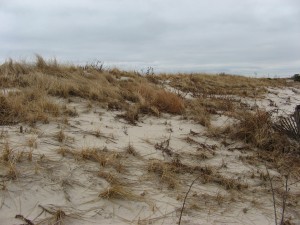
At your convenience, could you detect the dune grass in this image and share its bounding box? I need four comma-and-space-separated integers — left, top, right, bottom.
1, 56, 299, 224
0, 56, 185, 125
0, 56, 291, 127
155, 73, 287, 97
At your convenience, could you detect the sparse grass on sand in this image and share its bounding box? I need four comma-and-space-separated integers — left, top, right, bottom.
151, 72, 287, 97
1, 56, 300, 225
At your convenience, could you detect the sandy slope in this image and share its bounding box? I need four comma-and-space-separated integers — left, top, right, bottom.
0, 86, 300, 225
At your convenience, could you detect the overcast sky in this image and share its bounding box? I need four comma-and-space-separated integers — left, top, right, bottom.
1, 0, 300, 76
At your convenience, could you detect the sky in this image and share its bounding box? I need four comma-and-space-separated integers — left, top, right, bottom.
0, 0, 300, 77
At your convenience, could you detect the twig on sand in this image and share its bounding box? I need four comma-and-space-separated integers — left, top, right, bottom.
280, 174, 289, 225
178, 176, 200, 225
155, 135, 173, 157
266, 166, 278, 225
266, 166, 291, 225
15, 214, 35, 225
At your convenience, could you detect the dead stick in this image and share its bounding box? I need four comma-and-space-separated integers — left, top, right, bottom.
15, 214, 35, 225
266, 166, 278, 225
280, 175, 289, 225
178, 176, 199, 225
38, 205, 54, 215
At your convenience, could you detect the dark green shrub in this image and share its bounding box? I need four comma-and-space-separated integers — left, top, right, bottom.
292, 74, 300, 82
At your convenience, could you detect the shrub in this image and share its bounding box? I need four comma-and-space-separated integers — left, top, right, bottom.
292, 74, 300, 82
154, 90, 184, 114
231, 110, 289, 151
137, 84, 185, 115
0, 95, 21, 125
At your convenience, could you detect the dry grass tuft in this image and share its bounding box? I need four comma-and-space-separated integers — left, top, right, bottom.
6, 162, 19, 180
0, 58, 30, 78
0, 142, 34, 180
63, 106, 78, 117
125, 142, 139, 157
56, 129, 66, 143
195, 96, 235, 114
137, 84, 184, 114
212, 174, 248, 190
198, 170, 247, 190
230, 110, 290, 151
38, 205, 67, 225
27, 136, 37, 149
0, 142, 22, 180
193, 165, 214, 176
165, 158, 247, 190
185, 95, 238, 127
1, 142, 12, 162
58, 147, 124, 172
0, 89, 60, 125
119, 106, 140, 125
186, 100, 211, 127
234, 110, 272, 146
206, 125, 233, 138
153, 90, 185, 114
99, 185, 139, 200
98, 171, 121, 185
57, 147, 69, 157
0, 94, 22, 125
53, 209, 66, 225
119, 84, 185, 124
192, 192, 230, 208
148, 160, 179, 189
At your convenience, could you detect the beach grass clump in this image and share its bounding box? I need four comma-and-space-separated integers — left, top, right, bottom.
154, 90, 185, 114
137, 84, 184, 114
0, 88, 60, 125
229, 110, 290, 151
98, 171, 121, 185
148, 160, 179, 189
125, 142, 139, 157
0, 142, 36, 180
99, 185, 139, 201
234, 110, 272, 148
58, 147, 124, 173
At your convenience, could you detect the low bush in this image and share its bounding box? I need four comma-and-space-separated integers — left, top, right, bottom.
230, 110, 290, 151
292, 74, 300, 82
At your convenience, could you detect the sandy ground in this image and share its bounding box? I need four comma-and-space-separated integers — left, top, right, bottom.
0, 86, 300, 225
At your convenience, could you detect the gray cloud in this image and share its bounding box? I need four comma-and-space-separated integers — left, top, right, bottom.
1, 0, 300, 76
